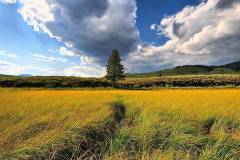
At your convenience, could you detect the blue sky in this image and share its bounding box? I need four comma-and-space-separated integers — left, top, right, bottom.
0, 0, 239, 76
136, 0, 200, 45
0, 2, 78, 75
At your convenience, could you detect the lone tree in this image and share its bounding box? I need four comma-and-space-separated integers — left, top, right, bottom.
106, 50, 125, 83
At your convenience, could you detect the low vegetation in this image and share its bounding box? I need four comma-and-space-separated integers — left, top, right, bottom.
1, 60, 240, 89
1, 88, 240, 159
1, 74, 240, 88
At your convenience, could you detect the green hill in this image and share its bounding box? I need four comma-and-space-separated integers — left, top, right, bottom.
160, 65, 215, 76
221, 61, 240, 71
126, 61, 240, 78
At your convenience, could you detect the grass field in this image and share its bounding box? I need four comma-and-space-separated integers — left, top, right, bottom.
1, 88, 240, 159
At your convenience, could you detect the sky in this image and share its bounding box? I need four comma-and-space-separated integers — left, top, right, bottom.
0, 0, 239, 77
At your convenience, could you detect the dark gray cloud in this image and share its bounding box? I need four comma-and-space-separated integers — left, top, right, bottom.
51, 0, 109, 20
172, 21, 185, 38
216, 0, 239, 9
207, 34, 240, 64
18, 0, 139, 64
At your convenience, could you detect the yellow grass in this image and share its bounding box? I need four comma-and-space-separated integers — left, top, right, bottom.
0, 89, 116, 158
116, 89, 240, 159
123, 89, 240, 120
1, 88, 240, 159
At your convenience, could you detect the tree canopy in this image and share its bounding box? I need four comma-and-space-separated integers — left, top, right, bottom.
106, 50, 125, 83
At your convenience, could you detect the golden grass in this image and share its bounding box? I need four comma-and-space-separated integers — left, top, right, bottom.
1, 88, 240, 159
110, 89, 240, 159
123, 89, 240, 120
0, 89, 116, 158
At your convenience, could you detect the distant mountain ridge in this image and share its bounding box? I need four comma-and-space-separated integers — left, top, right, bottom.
17, 74, 32, 77
1, 61, 240, 78
221, 61, 240, 71
126, 60, 240, 77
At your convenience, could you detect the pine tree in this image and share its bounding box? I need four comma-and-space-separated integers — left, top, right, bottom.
106, 50, 125, 83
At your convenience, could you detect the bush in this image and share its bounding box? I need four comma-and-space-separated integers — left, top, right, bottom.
1, 75, 240, 88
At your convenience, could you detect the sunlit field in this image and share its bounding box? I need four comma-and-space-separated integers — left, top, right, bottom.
0, 89, 116, 159
110, 89, 240, 159
1, 88, 240, 159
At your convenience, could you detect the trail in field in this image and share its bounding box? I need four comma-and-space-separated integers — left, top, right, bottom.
41, 102, 127, 160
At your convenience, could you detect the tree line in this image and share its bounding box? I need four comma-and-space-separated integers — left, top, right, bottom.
1, 50, 240, 88
1, 75, 240, 88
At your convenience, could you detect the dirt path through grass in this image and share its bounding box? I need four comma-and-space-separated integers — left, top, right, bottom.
11, 102, 127, 160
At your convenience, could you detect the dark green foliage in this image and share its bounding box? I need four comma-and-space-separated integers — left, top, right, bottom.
1, 75, 240, 88
211, 68, 236, 74
125, 71, 162, 78
0, 76, 110, 88
106, 50, 125, 83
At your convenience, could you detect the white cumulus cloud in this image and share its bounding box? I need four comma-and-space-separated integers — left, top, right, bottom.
125, 0, 240, 72
0, 60, 45, 75
62, 65, 105, 77
59, 47, 75, 56
0, 0, 16, 4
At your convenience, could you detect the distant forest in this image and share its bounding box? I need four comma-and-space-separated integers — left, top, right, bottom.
1, 60, 240, 88
126, 61, 240, 78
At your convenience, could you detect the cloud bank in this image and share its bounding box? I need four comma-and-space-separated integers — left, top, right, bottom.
125, 0, 240, 72
15, 0, 139, 64
0, 59, 104, 77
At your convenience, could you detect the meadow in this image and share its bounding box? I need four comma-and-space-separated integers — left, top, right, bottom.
1, 88, 240, 159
